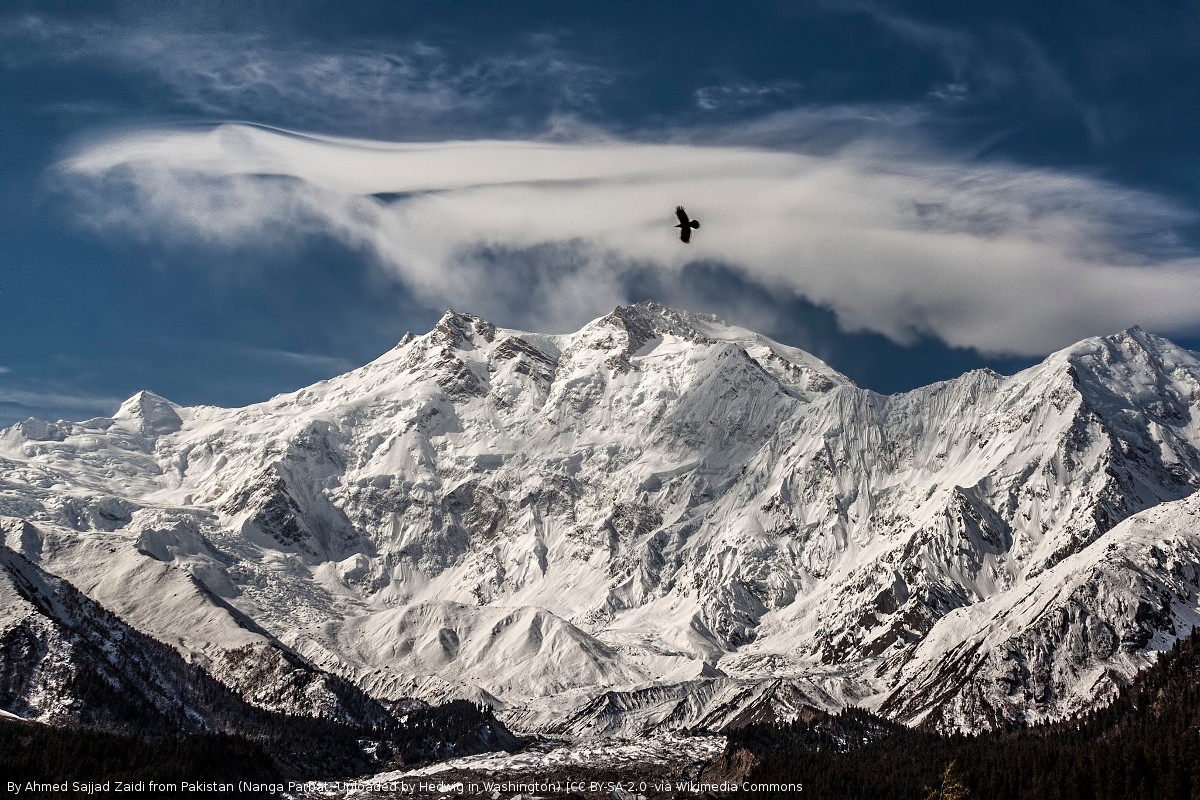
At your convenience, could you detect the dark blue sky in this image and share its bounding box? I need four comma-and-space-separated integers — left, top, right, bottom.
3, 1, 1200, 424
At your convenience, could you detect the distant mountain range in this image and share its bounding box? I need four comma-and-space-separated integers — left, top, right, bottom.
5, 301, 1200, 741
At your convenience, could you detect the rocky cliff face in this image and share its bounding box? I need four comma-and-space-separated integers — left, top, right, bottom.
4, 303, 1200, 734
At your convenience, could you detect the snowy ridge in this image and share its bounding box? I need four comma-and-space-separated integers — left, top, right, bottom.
3, 304, 1200, 734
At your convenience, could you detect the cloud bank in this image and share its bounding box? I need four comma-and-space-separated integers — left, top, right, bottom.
62, 123, 1200, 354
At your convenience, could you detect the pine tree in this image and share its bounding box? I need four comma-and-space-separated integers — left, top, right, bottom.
923, 761, 971, 800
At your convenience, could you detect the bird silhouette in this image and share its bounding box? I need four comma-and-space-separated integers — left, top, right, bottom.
675, 206, 700, 243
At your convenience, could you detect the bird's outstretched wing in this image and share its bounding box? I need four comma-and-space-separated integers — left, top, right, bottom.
675, 206, 690, 226
679, 225, 692, 243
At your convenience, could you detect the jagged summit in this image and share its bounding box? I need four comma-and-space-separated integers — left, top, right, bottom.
605, 301, 727, 338
432, 309, 497, 350
309, 302, 854, 414
1008, 325, 1200, 427
1036, 325, 1187, 372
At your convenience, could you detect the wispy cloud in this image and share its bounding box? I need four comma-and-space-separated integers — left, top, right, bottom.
688, 103, 932, 153
927, 82, 970, 103
1, 15, 615, 137
61, 123, 1200, 355
240, 347, 357, 375
0, 385, 122, 425
695, 80, 802, 112
845, 4, 1109, 143
1003, 28, 1107, 145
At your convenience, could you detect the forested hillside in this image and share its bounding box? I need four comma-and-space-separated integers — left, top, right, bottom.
732, 628, 1200, 799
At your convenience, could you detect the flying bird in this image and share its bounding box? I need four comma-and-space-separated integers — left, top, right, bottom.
675, 206, 700, 243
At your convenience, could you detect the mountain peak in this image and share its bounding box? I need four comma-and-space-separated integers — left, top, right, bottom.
433, 309, 497, 349
113, 390, 183, 436
578, 303, 729, 361
1038, 325, 1189, 376
610, 302, 727, 340
1107, 324, 1152, 347
1112, 325, 1173, 356
1074, 325, 1195, 372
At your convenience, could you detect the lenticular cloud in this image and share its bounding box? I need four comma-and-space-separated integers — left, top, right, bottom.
63, 123, 1200, 354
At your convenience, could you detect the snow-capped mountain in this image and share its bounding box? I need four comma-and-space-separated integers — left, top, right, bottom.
4, 302, 1200, 734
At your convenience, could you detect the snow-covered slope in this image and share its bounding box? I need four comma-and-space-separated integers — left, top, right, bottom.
0, 541, 353, 732
874, 491, 1200, 729
3, 302, 1200, 734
